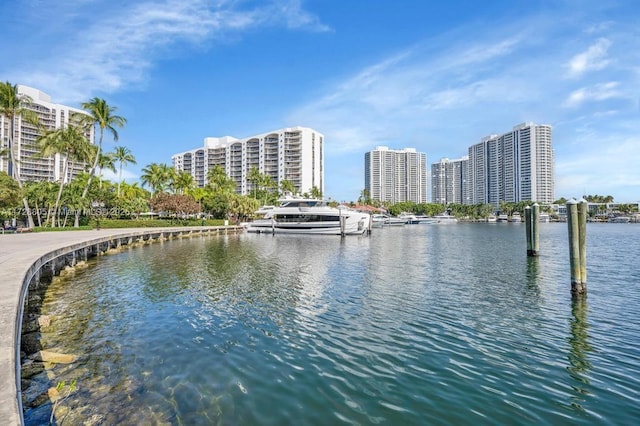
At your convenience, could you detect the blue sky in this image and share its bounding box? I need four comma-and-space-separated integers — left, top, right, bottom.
1, 0, 639, 203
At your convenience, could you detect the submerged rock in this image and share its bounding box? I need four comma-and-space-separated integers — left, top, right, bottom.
22, 315, 51, 333
29, 350, 78, 364
21, 332, 43, 356
21, 360, 45, 379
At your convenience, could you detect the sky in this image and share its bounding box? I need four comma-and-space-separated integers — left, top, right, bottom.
1, 0, 639, 203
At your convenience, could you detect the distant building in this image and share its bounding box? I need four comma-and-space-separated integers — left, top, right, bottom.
172, 126, 324, 196
467, 123, 554, 206
0, 85, 93, 183
431, 156, 469, 205
364, 146, 428, 204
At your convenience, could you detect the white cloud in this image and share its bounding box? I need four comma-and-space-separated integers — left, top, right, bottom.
101, 169, 139, 182
555, 136, 640, 200
562, 81, 624, 107
5, 0, 327, 103
566, 38, 611, 78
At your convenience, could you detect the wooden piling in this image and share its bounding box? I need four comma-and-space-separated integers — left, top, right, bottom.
531, 203, 540, 255
567, 199, 586, 295
525, 206, 533, 255
578, 198, 588, 287
525, 204, 539, 257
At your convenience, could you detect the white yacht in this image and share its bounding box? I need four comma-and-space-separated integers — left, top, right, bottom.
246, 198, 371, 235
398, 212, 421, 224
510, 212, 522, 222
432, 214, 458, 224
371, 214, 405, 227
609, 216, 630, 223
497, 214, 509, 222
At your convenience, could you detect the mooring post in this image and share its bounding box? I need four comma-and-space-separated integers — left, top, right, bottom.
525, 206, 533, 255
578, 198, 588, 288
567, 199, 585, 295
532, 203, 540, 256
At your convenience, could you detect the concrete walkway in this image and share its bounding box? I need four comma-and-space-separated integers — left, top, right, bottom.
0, 227, 241, 425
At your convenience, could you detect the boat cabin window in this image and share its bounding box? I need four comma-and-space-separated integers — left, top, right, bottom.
281, 200, 325, 208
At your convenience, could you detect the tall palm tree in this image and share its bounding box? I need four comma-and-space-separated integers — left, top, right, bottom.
37, 124, 92, 226
248, 167, 262, 199
141, 162, 172, 196
111, 146, 136, 197
172, 170, 194, 195
79, 97, 126, 198
0, 81, 39, 228
97, 151, 116, 182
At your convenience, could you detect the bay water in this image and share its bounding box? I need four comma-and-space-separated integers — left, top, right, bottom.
25, 223, 640, 424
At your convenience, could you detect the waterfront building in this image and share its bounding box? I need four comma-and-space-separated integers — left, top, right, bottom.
364, 146, 428, 204
431, 156, 469, 205
467, 123, 554, 206
172, 127, 324, 196
0, 85, 93, 183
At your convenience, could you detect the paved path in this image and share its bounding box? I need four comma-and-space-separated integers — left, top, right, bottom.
0, 227, 239, 425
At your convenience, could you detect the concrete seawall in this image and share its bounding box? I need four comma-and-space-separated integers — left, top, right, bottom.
0, 226, 243, 425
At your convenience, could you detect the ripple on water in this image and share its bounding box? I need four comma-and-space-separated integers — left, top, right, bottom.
26, 225, 640, 425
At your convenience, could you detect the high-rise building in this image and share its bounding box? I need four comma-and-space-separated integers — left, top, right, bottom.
364, 146, 428, 204
431, 156, 469, 205
467, 123, 554, 206
0, 85, 93, 183
172, 126, 324, 196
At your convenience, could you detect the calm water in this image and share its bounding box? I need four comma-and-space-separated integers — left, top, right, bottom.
25, 223, 640, 425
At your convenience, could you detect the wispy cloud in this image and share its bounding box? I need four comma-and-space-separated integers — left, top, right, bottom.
566, 38, 611, 78
2, 0, 327, 103
562, 81, 624, 107
101, 169, 139, 182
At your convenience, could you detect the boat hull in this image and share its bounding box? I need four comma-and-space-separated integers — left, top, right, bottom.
247, 216, 370, 235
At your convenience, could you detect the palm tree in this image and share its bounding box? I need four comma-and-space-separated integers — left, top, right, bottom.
172, 170, 194, 195
79, 98, 126, 199
97, 151, 116, 183
25, 181, 56, 227
0, 81, 39, 228
207, 165, 236, 194
37, 124, 92, 226
111, 146, 136, 197
141, 162, 173, 196
279, 179, 296, 196
248, 167, 262, 199
309, 186, 322, 200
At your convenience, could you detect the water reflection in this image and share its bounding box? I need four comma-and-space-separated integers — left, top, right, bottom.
567, 295, 592, 412
24, 224, 640, 425
525, 257, 541, 299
